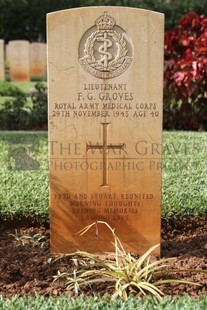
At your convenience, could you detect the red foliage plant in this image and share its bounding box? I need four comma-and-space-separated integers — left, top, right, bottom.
164, 12, 207, 130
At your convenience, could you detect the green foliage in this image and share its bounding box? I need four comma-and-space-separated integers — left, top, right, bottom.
30, 76, 47, 82
0, 0, 78, 42
10, 230, 46, 247
0, 83, 29, 129
0, 82, 47, 129
0, 81, 25, 97
0, 294, 207, 310
29, 82, 48, 127
54, 221, 200, 300
143, 0, 207, 29
10, 81, 38, 93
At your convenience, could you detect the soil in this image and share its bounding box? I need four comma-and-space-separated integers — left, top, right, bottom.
0, 216, 207, 299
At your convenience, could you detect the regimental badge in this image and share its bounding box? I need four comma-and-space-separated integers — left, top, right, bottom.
79, 12, 133, 79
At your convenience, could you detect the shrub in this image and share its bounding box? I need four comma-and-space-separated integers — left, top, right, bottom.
0, 83, 29, 129
0, 81, 24, 97
164, 12, 207, 130
0, 82, 48, 130
29, 82, 48, 128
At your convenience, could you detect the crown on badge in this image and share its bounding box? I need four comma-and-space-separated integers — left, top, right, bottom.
95, 12, 116, 30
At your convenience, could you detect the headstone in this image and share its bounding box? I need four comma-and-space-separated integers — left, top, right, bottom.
9, 40, 30, 81
30, 42, 47, 77
48, 7, 164, 256
0, 39, 5, 81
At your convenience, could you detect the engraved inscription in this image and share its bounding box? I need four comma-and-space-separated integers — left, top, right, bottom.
86, 123, 125, 186
51, 83, 160, 119
53, 192, 157, 222
79, 12, 133, 79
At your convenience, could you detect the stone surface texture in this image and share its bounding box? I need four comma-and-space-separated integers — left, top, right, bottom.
30, 42, 47, 77
9, 40, 30, 81
48, 7, 164, 256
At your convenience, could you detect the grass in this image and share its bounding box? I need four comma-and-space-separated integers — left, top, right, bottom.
0, 131, 48, 220
0, 131, 206, 220
1, 294, 207, 310
162, 131, 207, 217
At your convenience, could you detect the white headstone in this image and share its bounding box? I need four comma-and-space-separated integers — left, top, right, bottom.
48, 7, 164, 256
30, 42, 47, 77
9, 40, 30, 81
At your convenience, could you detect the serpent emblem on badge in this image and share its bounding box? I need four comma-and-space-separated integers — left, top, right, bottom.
78, 12, 133, 79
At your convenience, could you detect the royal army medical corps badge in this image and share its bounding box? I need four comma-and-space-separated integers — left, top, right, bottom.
79, 12, 133, 79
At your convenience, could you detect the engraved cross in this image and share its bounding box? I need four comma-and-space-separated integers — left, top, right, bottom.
86, 122, 125, 187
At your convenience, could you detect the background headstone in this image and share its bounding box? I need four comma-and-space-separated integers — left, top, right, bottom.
48, 7, 164, 256
9, 40, 30, 81
30, 42, 47, 77
0, 39, 5, 81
